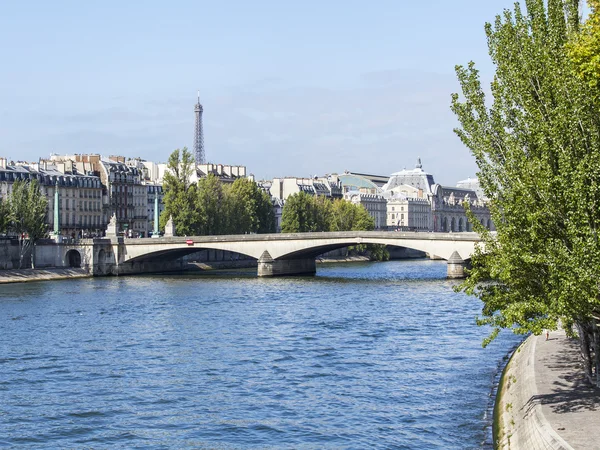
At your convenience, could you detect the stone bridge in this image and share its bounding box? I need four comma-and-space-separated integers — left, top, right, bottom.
36, 231, 483, 278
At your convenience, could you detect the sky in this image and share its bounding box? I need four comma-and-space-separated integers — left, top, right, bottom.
0, 0, 525, 185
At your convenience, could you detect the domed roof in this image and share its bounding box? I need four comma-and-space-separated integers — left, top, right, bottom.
382, 157, 436, 194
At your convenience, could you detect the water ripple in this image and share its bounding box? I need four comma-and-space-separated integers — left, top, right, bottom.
0, 260, 521, 449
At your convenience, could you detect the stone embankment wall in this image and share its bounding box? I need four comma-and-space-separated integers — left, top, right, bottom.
0, 238, 31, 270
495, 336, 573, 450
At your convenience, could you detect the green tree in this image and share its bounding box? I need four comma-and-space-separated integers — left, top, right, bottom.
330, 199, 375, 232
227, 178, 275, 234
196, 173, 226, 235
567, 0, 600, 92
256, 190, 276, 233
281, 192, 330, 233
160, 147, 200, 235
313, 196, 333, 232
329, 198, 385, 259
0, 197, 9, 234
351, 204, 375, 231
451, 0, 600, 384
9, 179, 48, 268
329, 199, 355, 231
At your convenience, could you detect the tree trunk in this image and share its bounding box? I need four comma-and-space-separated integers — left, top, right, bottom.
18, 236, 24, 269
593, 321, 600, 388
30, 240, 35, 269
577, 322, 594, 384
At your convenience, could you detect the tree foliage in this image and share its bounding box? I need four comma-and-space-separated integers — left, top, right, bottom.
280, 192, 323, 233
227, 178, 275, 234
451, 0, 600, 384
8, 180, 48, 268
160, 148, 275, 236
195, 173, 226, 235
160, 147, 199, 236
281, 193, 386, 259
0, 197, 9, 235
281, 193, 376, 233
567, 0, 600, 92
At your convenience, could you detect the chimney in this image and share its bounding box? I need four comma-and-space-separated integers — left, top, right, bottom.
0, 157, 6, 169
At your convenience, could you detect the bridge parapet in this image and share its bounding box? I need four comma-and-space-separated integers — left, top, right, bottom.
32, 231, 483, 278
118, 231, 482, 278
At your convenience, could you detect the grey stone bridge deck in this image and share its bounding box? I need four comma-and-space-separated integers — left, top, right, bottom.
36, 231, 483, 278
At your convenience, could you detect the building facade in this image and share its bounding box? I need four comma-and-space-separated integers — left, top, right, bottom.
344, 191, 387, 229
0, 157, 104, 237
386, 197, 431, 230
269, 177, 343, 201
47, 154, 147, 236
381, 158, 493, 232
146, 184, 164, 236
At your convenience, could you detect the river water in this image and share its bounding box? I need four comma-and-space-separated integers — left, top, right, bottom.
0, 260, 521, 449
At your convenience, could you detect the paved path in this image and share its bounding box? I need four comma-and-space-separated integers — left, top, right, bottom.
497, 329, 600, 449
535, 329, 600, 449
0, 267, 90, 283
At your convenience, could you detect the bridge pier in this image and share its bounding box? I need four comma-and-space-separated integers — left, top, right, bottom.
257, 251, 316, 277
447, 251, 467, 279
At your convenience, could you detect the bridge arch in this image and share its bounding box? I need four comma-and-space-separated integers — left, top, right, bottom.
66, 249, 81, 268
117, 232, 480, 268
124, 246, 259, 265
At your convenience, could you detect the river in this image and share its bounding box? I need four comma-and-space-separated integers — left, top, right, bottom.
0, 260, 522, 449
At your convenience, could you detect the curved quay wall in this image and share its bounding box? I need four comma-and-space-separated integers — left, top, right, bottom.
494, 335, 574, 450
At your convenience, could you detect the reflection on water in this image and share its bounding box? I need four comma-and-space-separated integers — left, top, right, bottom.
0, 260, 521, 449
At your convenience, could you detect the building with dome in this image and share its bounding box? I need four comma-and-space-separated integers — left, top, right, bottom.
381, 158, 493, 232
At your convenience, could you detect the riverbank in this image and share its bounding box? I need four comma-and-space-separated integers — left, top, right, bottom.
0, 267, 91, 284
494, 329, 600, 449
0, 256, 378, 283
318, 255, 370, 263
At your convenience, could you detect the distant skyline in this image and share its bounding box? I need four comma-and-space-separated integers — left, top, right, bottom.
1, 1, 528, 185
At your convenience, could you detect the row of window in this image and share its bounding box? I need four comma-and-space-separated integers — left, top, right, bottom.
56, 199, 102, 212
390, 205, 429, 213
54, 213, 102, 227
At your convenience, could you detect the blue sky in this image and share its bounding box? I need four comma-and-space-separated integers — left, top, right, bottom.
1, 0, 525, 184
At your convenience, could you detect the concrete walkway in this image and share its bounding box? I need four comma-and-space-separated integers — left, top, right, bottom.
535, 329, 600, 449
496, 329, 600, 449
0, 267, 90, 283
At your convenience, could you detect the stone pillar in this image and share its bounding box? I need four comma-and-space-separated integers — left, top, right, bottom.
151, 196, 160, 238
50, 182, 63, 243
257, 251, 317, 277
53, 181, 60, 235
447, 251, 467, 279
